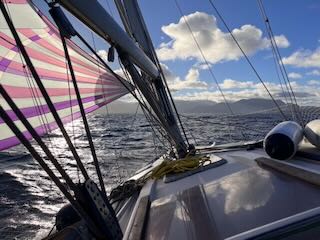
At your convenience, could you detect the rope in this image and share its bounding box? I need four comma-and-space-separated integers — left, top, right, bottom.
0, 85, 78, 192
60, 33, 107, 197
90, 30, 114, 184
256, 0, 304, 126
46, 222, 56, 237
65, 58, 80, 183
129, 69, 172, 149
207, 0, 287, 120
75, 32, 169, 139
109, 179, 144, 204
0, 102, 102, 237
119, 56, 171, 174
257, 0, 295, 106
117, 56, 171, 171
146, 155, 210, 180
76, 29, 186, 179
116, 64, 172, 173
119, 53, 189, 153
256, 1, 293, 117
109, 155, 210, 203
117, 104, 141, 182
123, 0, 190, 146
75, 29, 178, 174
104, 104, 123, 184
151, 127, 159, 157
143, 106, 172, 149
160, 69, 191, 146
139, 99, 172, 149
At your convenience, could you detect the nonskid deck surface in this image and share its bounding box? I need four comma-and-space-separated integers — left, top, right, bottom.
121, 147, 320, 240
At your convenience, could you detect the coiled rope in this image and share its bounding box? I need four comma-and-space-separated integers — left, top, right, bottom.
147, 155, 210, 180
109, 155, 210, 203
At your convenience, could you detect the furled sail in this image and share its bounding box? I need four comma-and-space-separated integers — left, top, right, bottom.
0, 0, 130, 150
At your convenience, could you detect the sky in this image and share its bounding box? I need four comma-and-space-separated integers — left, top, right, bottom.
35, 0, 320, 106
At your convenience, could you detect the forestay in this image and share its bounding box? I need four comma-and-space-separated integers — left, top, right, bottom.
0, 0, 129, 150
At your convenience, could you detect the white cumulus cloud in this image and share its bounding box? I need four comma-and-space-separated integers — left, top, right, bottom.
157, 12, 289, 64
307, 70, 320, 76
97, 50, 108, 62
282, 48, 320, 68
174, 79, 320, 106
219, 79, 255, 89
308, 80, 320, 85
161, 63, 208, 91
288, 72, 302, 79
112, 64, 207, 91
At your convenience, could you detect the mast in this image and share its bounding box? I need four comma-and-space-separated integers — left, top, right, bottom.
58, 0, 188, 157
116, 0, 190, 156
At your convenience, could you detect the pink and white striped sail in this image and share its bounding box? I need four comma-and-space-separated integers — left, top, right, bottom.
0, 0, 130, 150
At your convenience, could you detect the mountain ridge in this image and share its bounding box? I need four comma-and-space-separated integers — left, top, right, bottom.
105, 98, 287, 114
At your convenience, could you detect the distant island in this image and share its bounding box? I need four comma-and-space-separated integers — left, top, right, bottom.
105, 98, 290, 114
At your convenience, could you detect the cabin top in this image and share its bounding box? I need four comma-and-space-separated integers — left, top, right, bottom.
120, 144, 320, 240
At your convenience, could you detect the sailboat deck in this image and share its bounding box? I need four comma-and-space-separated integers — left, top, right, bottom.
121, 146, 320, 240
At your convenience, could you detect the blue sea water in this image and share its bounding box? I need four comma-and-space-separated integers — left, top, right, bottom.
0, 112, 283, 239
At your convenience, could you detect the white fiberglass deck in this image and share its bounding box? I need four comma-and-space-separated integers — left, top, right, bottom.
121, 145, 320, 240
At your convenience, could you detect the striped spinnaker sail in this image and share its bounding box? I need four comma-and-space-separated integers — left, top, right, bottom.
0, 0, 130, 150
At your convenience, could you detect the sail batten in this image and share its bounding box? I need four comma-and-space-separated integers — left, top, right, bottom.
0, 0, 130, 151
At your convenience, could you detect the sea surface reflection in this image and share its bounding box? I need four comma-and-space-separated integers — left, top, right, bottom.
0, 112, 281, 239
